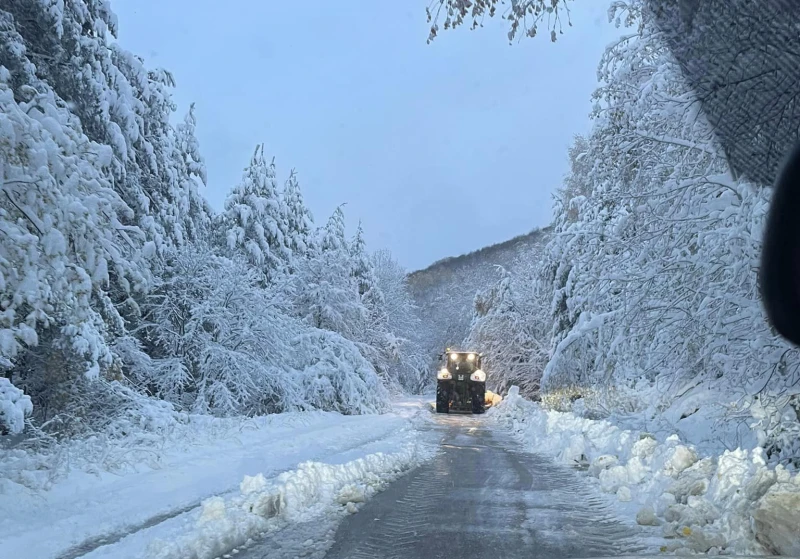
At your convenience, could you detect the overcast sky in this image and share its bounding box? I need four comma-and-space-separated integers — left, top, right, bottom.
113, 1, 623, 270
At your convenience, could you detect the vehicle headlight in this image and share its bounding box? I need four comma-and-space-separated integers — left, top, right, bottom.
449, 352, 459, 361
467, 353, 476, 361
437, 368, 452, 380
470, 369, 486, 382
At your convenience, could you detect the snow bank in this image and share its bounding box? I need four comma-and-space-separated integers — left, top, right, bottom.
0, 398, 431, 559
491, 386, 800, 555
145, 441, 434, 559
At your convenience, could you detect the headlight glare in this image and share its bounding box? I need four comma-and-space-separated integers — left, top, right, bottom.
437, 368, 452, 380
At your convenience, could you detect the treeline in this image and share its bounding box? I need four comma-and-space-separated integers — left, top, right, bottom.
464, 1, 800, 465
0, 1, 425, 438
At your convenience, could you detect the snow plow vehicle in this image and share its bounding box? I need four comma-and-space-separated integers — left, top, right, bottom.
435, 349, 487, 414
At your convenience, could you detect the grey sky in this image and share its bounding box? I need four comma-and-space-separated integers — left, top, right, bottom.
113, 1, 623, 270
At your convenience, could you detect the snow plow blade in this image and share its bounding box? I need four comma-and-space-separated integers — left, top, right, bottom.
484, 390, 503, 408
430, 391, 502, 412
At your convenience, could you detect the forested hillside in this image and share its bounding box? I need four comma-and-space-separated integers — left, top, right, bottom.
0, 1, 425, 443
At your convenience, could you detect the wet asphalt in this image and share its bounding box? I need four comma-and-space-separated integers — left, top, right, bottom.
322, 413, 642, 559
238, 411, 643, 559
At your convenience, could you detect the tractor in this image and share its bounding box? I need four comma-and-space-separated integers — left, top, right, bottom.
435, 349, 486, 414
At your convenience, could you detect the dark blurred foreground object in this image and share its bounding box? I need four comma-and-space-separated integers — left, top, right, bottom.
650, 0, 800, 345
761, 141, 800, 347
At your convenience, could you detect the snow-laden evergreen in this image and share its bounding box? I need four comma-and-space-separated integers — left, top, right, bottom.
282, 169, 315, 262
219, 144, 291, 282
291, 208, 366, 339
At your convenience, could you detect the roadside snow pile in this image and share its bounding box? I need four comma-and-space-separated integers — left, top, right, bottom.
492, 386, 800, 556
145, 440, 435, 559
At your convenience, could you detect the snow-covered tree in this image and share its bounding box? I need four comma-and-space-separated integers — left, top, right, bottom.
135, 240, 390, 417
347, 223, 397, 383
1, 1, 211, 251
219, 145, 291, 282
0, 52, 149, 402
532, 1, 799, 463
372, 250, 428, 392
0, 0, 420, 443
320, 204, 348, 252
291, 208, 365, 339
466, 268, 547, 395
282, 169, 315, 261
174, 103, 213, 242
350, 223, 377, 297
139, 244, 289, 415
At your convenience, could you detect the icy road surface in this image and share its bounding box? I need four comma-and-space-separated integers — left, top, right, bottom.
240, 412, 644, 559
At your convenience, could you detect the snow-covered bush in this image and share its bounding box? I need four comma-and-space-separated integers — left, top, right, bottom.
134, 241, 389, 417
289, 329, 389, 414
0, 378, 31, 435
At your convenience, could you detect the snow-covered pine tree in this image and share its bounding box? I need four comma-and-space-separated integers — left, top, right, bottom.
282, 169, 315, 263
347, 222, 396, 382
291, 206, 366, 340
219, 144, 292, 282
174, 103, 213, 243
320, 204, 348, 252
350, 222, 377, 297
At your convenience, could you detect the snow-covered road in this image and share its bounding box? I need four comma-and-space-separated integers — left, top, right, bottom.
0, 400, 434, 559
7, 395, 712, 559
236, 411, 644, 559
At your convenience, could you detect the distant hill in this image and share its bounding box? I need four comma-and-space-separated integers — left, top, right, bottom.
407, 226, 552, 364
